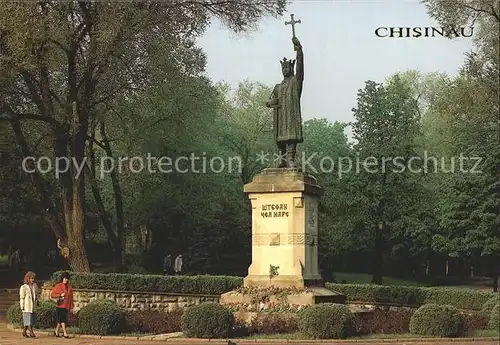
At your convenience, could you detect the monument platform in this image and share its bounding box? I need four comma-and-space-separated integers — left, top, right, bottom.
220, 286, 346, 312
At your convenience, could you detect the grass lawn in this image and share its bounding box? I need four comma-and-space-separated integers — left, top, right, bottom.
333, 272, 428, 286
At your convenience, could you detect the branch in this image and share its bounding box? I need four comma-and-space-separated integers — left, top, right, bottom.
0, 111, 60, 125
462, 3, 500, 23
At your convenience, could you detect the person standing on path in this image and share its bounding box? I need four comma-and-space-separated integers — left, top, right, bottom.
50, 272, 74, 338
163, 254, 172, 275
174, 254, 183, 275
19, 271, 39, 338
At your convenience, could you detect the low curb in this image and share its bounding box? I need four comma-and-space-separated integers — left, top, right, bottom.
5, 324, 499, 343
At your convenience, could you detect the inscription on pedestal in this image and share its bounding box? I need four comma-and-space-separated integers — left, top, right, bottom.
308, 205, 316, 227
260, 203, 290, 218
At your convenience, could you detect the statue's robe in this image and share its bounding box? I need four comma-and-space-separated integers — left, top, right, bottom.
271, 75, 303, 144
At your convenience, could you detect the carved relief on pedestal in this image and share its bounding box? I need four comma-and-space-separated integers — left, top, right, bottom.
252, 233, 317, 246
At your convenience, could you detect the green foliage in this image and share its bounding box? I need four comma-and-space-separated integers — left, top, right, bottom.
325, 283, 496, 310
50, 271, 243, 295
34, 301, 58, 329
423, 288, 495, 311
488, 303, 499, 330
77, 300, 126, 335
482, 295, 500, 314
298, 303, 354, 339
326, 284, 426, 306
421, 0, 500, 286
181, 302, 234, 338
409, 304, 465, 337
6, 301, 57, 328
6, 303, 22, 325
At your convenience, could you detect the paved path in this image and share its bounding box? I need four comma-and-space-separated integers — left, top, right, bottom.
0, 322, 498, 345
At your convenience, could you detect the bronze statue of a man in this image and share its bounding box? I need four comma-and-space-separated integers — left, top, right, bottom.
265, 36, 304, 168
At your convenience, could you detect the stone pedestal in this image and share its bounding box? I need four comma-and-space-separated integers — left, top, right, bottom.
242, 168, 324, 288
220, 168, 346, 312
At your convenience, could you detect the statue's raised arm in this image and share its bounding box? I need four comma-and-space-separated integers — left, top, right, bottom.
292, 37, 303, 98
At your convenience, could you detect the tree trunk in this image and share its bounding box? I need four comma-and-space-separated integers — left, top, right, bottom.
491, 257, 499, 293
372, 173, 386, 285
87, 128, 123, 270
100, 122, 126, 269
371, 223, 383, 285
62, 170, 90, 272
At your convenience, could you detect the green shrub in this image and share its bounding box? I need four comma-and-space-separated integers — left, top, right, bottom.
409, 304, 465, 337
324, 283, 496, 310
181, 302, 234, 338
481, 295, 500, 314
34, 300, 57, 329
77, 300, 125, 335
50, 271, 242, 295
298, 303, 354, 339
488, 303, 499, 330
325, 283, 425, 306
6, 301, 57, 329
6, 303, 22, 326
423, 287, 494, 311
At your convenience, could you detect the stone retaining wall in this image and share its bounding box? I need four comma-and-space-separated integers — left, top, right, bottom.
41, 286, 219, 312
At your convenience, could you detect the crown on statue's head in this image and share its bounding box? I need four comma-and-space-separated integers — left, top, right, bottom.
280, 57, 295, 69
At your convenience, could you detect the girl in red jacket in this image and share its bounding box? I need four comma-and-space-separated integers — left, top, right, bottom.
50, 271, 74, 338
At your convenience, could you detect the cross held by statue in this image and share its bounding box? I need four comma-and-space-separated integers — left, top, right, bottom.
285, 13, 301, 38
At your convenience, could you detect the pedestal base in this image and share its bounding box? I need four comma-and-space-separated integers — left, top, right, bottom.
243, 168, 324, 289
220, 286, 347, 313
243, 275, 324, 289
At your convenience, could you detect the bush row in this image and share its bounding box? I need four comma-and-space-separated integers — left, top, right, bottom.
184, 302, 495, 339
50, 271, 496, 312
324, 283, 497, 310
7, 301, 182, 335
7, 301, 78, 329
50, 271, 243, 295
7, 299, 497, 338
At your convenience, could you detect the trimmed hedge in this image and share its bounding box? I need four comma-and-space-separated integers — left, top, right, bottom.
481, 295, 500, 314
488, 303, 499, 330
181, 302, 234, 338
78, 300, 126, 335
48, 271, 495, 311
50, 271, 242, 295
409, 304, 465, 338
325, 283, 496, 311
298, 303, 355, 339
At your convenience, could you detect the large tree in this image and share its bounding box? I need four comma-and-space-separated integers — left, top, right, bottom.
0, 0, 287, 271
422, 0, 500, 291
350, 76, 423, 284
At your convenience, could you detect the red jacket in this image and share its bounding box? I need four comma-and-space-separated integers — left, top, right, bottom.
51, 283, 74, 310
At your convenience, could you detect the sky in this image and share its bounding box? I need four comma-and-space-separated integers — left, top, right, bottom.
196, 0, 474, 139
